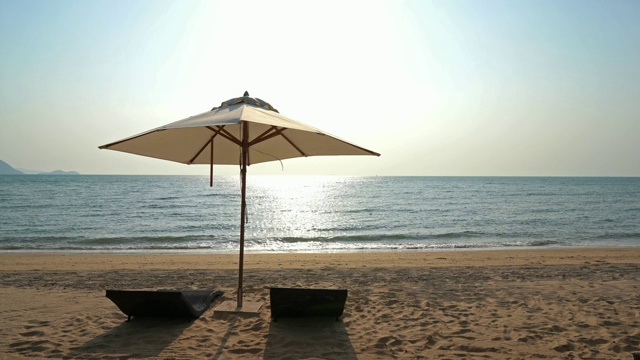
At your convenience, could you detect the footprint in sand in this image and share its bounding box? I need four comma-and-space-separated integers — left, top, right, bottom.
553, 341, 575, 353
19, 330, 45, 337
375, 336, 402, 349
24, 320, 50, 329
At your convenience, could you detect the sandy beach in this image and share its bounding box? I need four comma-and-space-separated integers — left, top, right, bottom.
1, 248, 639, 359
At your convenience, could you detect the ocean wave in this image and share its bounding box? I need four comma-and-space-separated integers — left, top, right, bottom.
500, 240, 562, 247
75, 235, 218, 245
595, 233, 640, 240
429, 231, 483, 239
0, 235, 235, 251
264, 231, 486, 244
0, 233, 569, 252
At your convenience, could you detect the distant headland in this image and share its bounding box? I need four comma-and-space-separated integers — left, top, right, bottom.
0, 160, 79, 175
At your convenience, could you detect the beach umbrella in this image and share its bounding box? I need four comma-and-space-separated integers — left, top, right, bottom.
99, 92, 380, 312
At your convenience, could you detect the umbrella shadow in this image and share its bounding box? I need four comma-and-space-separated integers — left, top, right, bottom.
67, 317, 192, 359
263, 318, 357, 360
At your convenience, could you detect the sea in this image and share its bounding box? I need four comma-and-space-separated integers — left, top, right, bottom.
1, 175, 639, 253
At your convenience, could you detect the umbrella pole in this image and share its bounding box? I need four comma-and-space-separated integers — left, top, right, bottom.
214, 121, 261, 314
237, 122, 248, 308
209, 136, 214, 187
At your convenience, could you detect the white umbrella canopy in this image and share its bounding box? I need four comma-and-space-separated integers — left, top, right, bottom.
99, 92, 380, 312
100, 93, 378, 165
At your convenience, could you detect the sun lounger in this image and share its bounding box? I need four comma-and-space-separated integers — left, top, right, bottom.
269, 287, 348, 322
106, 289, 224, 321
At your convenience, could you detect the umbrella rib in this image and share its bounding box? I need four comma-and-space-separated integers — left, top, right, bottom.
189, 137, 214, 165
280, 132, 307, 157
98, 129, 162, 149
249, 126, 284, 146
247, 125, 306, 157
342, 141, 381, 157
208, 126, 241, 146
187, 126, 227, 164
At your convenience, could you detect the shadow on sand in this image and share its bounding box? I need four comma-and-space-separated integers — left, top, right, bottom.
263, 317, 357, 360
67, 317, 192, 359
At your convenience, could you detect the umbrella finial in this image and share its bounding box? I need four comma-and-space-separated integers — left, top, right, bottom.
212, 92, 279, 113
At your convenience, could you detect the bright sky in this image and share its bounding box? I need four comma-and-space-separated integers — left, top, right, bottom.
1, 0, 639, 176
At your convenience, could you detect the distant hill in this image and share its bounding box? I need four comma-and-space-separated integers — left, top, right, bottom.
43, 170, 80, 175
0, 160, 79, 175
0, 160, 23, 175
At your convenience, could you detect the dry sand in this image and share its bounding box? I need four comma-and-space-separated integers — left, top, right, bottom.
1, 248, 639, 359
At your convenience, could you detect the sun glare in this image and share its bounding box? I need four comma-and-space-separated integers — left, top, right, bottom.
246, 176, 350, 248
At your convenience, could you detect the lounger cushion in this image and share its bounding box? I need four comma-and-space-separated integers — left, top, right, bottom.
106, 289, 224, 320
270, 287, 348, 320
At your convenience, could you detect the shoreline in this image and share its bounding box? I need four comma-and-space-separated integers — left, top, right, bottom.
2, 243, 639, 254
1, 247, 639, 359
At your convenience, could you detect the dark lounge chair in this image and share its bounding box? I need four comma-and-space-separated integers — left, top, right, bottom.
106, 289, 224, 321
269, 287, 348, 322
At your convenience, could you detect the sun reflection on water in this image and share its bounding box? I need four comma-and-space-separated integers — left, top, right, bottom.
245, 176, 357, 249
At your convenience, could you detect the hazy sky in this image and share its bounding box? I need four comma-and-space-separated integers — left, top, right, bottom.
1, 0, 639, 176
